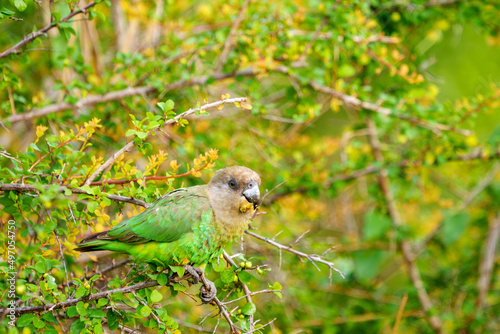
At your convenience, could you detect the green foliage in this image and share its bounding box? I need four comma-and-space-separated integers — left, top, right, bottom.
1, 0, 500, 333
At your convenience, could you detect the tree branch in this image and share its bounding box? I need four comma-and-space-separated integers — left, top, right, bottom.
0, 1, 98, 60
0, 183, 148, 207
476, 210, 500, 310
365, 117, 443, 333
214, 0, 250, 73
4, 86, 156, 124
245, 230, 344, 279
83, 97, 248, 186
8, 281, 159, 316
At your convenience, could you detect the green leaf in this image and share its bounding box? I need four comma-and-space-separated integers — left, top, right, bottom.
33, 317, 45, 329
107, 310, 119, 330
362, 211, 392, 241
34, 261, 46, 273
157, 273, 169, 285
221, 270, 235, 284
212, 258, 225, 272
66, 306, 78, 318
353, 250, 388, 284
74, 284, 87, 298
241, 302, 256, 315
337, 64, 356, 78
96, 298, 108, 308
14, 0, 27, 11
87, 201, 98, 213
125, 129, 136, 137
17, 314, 36, 327
76, 301, 87, 315
42, 312, 58, 324
150, 290, 163, 303
169, 265, 185, 278
439, 213, 469, 245
237, 271, 253, 284
136, 131, 148, 139
138, 305, 152, 317
87, 309, 106, 318
70, 319, 85, 334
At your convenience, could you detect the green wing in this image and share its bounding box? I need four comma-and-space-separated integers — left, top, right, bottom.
105, 185, 211, 244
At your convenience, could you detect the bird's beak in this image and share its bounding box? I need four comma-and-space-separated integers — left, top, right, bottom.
243, 182, 260, 209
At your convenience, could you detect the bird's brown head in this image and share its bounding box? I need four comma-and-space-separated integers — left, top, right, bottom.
207, 166, 261, 221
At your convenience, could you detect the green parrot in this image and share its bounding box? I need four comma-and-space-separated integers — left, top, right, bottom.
74, 166, 261, 302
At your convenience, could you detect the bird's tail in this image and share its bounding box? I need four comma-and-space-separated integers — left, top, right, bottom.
74, 231, 111, 252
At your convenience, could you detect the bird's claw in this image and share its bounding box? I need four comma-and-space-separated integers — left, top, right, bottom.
200, 279, 217, 304
182, 265, 204, 284
182, 265, 217, 304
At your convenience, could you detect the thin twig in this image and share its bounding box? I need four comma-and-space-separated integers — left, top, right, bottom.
0, 183, 149, 207
245, 230, 344, 279
215, 0, 250, 73
83, 97, 248, 186
392, 294, 408, 334
4, 86, 156, 124
476, 211, 500, 310
0, 1, 98, 60
55, 235, 70, 294
223, 251, 254, 331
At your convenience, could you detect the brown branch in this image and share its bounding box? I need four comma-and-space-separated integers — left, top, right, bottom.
0, 1, 98, 60
245, 230, 344, 279
0, 183, 148, 207
214, 0, 250, 73
83, 97, 248, 186
365, 117, 443, 333
223, 250, 254, 331
8, 281, 159, 316
4, 86, 156, 124
476, 210, 500, 310
89, 161, 211, 186
308, 78, 471, 136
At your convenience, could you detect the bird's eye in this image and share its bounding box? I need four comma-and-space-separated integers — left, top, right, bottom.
228, 179, 237, 188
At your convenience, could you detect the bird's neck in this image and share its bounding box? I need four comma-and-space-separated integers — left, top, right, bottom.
206, 187, 252, 238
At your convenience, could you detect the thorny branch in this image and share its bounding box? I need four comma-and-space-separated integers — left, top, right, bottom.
0, 1, 98, 60
244, 230, 344, 279
83, 97, 248, 186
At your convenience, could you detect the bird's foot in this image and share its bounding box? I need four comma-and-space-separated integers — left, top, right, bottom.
182, 265, 217, 304
182, 265, 204, 284
200, 279, 217, 304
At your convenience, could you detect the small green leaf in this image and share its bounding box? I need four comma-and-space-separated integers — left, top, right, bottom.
237, 271, 253, 284
96, 298, 108, 308
87, 201, 98, 213
136, 131, 148, 139
14, 0, 27, 11
17, 314, 35, 327
212, 258, 225, 272
33, 317, 45, 329
70, 319, 85, 334
66, 306, 78, 318
157, 273, 169, 285
241, 302, 256, 315
337, 64, 356, 77
76, 301, 87, 315
221, 270, 235, 284
125, 129, 136, 137
74, 284, 87, 298
150, 290, 163, 303
139, 305, 152, 317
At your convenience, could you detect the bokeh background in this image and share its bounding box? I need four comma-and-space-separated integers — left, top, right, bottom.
1, 0, 500, 333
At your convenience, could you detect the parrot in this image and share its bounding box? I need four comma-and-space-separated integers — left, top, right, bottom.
74, 166, 261, 303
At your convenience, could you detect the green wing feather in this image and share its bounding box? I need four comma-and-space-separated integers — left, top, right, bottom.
75, 185, 211, 250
